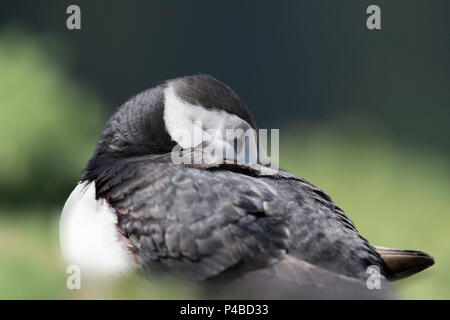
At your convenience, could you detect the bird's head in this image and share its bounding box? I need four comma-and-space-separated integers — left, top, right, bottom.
85, 74, 267, 178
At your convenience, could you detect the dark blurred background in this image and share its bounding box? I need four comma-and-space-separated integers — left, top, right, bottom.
0, 0, 448, 299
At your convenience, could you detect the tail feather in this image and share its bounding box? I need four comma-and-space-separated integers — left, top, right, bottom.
375, 246, 435, 281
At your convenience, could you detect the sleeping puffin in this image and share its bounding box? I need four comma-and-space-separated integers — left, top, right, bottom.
60, 74, 434, 298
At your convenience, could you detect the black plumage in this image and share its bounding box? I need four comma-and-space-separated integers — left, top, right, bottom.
91, 156, 382, 280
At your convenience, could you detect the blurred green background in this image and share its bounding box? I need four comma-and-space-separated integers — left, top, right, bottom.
0, 1, 448, 299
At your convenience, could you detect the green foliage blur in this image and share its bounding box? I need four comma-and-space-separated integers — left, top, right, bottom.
0, 29, 448, 299
0, 28, 105, 207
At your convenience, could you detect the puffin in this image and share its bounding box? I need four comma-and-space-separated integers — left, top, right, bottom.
60, 74, 434, 298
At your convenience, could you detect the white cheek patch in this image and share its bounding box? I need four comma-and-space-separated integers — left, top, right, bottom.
163, 84, 259, 164
59, 181, 136, 277
164, 84, 228, 148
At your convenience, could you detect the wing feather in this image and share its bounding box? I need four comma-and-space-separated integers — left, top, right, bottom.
94, 159, 289, 280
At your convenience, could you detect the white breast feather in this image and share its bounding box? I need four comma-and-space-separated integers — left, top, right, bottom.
59, 181, 136, 277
